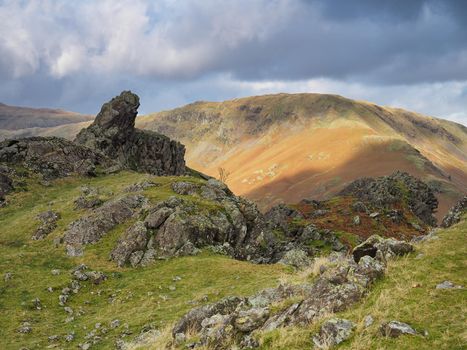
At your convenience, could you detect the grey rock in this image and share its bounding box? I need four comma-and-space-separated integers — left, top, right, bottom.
4, 272, 12, 281
110, 319, 121, 329
363, 315, 374, 328
111, 221, 149, 267
172, 297, 244, 336
172, 181, 200, 195
353, 215, 361, 225
65, 332, 75, 342
0, 137, 114, 180
441, 196, 466, 228
352, 235, 413, 263
436, 280, 463, 289
380, 321, 417, 337
234, 307, 270, 332
32, 210, 60, 240
17, 322, 32, 333
48, 335, 59, 342
74, 91, 186, 176
340, 171, 438, 226
63, 195, 145, 256
312, 318, 355, 349
278, 249, 311, 269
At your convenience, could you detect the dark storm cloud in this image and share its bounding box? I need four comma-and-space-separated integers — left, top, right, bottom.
0, 0, 466, 124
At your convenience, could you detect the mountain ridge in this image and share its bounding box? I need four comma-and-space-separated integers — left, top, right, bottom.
0, 93, 465, 219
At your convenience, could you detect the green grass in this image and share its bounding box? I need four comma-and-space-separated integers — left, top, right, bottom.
257, 218, 467, 350
0, 171, 288, 349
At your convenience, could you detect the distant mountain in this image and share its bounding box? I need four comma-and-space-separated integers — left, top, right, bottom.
136, 93, 467, 220
0, 103, 93, 130
1, 93, 465, 220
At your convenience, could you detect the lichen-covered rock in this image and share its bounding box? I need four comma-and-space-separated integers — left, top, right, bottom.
110, 221, 149, 267
380, 321, 417, 337
234, 307, 270, 333
0, 137, 114, 179
278, 249, 311, 269
63, 195, 146, 256
172, 235, 413, 349
312, 318, 355, 349
441, 196, 466, 228
74, 91, 185, 176
172, 297, 244, 336
352, 235, 413, 263
32, 210, 61, 240
340, 171, 438, 226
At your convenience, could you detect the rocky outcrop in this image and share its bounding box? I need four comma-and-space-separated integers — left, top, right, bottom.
32, 210, 61, 240
74, 91, 185, 176
441, 196, 466, 228
339, 171, 438, 226
110, 179, 279, 267
171, 235, 414, 349
63, 195, 146, 256
0, 137, 114, 179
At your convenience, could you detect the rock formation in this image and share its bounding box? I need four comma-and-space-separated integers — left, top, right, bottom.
339, 171, 438, 226
0, 137, 114, 179
74, 91, 186, 176
171, 235, 414, 349
441, 196, 466, 228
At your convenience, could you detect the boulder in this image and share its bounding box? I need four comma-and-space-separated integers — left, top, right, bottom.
278, 249, 311, 269
110, 221, 149, 267
74, 91, 185, 176
63, 195, 145, 256
380, 321, 417, 337
312, 318, 355, 349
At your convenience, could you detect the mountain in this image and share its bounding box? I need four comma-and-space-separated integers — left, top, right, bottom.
136, 93, 467, 221
0, 103, 93, 131
1, 93, 466, 220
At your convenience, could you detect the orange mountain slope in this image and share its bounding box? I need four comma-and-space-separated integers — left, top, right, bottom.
136, 93, 466, 220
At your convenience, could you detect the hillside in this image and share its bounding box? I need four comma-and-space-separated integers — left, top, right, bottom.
136, 93, 467, 220
1, 94, 465, 221
0, 171, 465, 350
0, 91, 465, 350
0, 103, 93, 131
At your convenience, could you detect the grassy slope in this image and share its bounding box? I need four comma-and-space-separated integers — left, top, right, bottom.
0, 172, 289, 349
257, 218, 467, 350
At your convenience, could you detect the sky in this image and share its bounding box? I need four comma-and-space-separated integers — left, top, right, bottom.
0, 0, 466, 125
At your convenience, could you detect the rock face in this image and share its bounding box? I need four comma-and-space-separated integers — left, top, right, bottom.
74, 91, 185, 176
339, 171, 438, 226
0, 137, 114, 179
441, 196, 466, 228
110, 179, 279, 267
63, 195, 146, 256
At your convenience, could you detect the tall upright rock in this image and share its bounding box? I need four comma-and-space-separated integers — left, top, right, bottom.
74, 91, 186, 176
